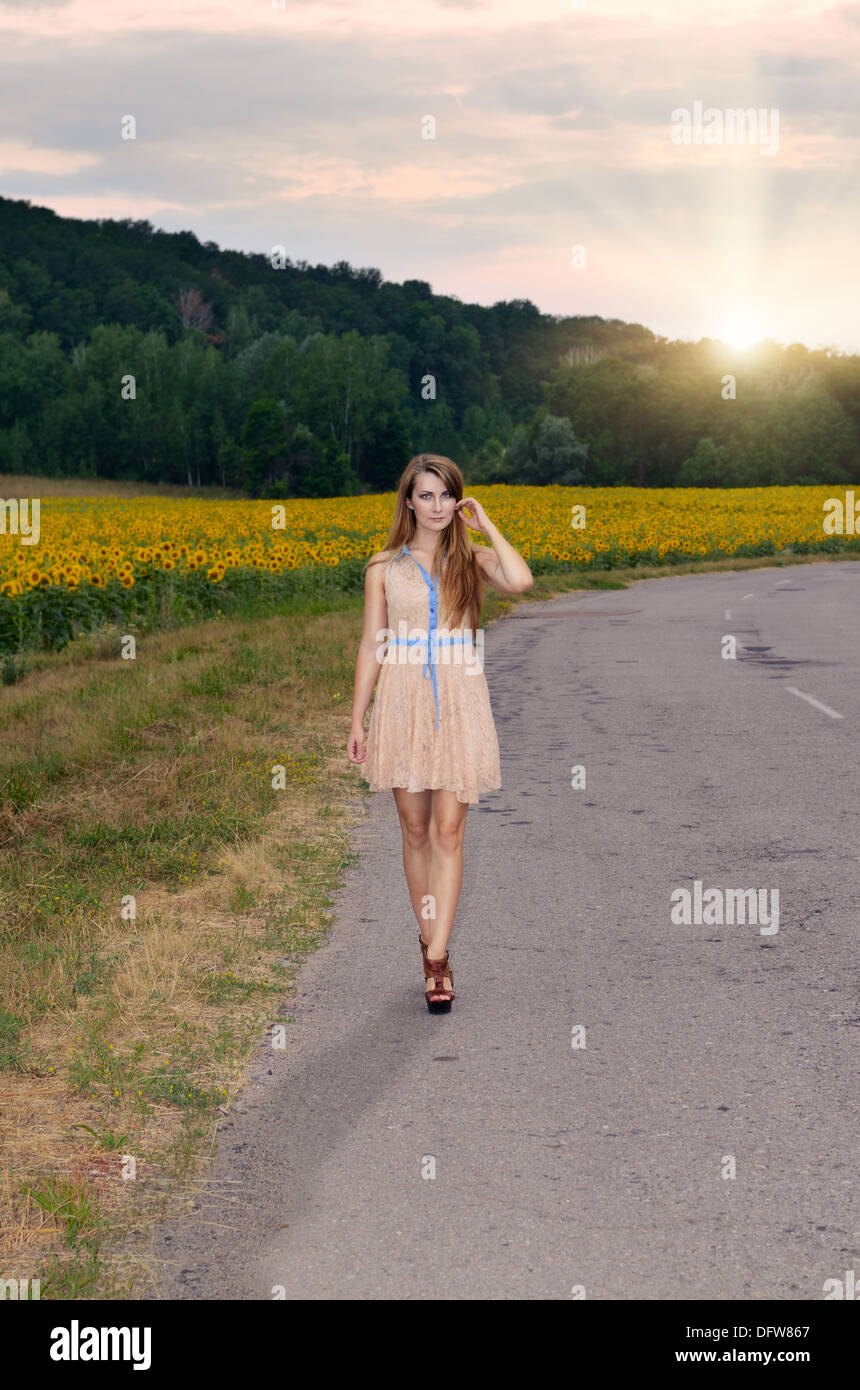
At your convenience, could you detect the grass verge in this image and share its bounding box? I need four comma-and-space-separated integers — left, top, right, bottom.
0, 600, 364, 1297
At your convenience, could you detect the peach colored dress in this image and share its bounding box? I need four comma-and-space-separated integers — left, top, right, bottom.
361, 544, 502, 805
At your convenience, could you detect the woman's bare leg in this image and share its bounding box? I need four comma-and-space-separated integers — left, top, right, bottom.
393, 788, 432, 938
425, 789, 469, 998
393, 787, 469, 1000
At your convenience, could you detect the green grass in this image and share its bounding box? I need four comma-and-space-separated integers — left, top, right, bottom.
0, 594, 367, 1297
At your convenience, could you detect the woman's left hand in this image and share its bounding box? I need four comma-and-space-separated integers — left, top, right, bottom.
454, 496, 492, 536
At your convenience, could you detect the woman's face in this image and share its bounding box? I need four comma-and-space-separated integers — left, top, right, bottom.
409, 472, 457, 531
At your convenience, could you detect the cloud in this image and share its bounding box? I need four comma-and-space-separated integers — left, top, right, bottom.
0, 10, 857, 349
0, 31, 428, 147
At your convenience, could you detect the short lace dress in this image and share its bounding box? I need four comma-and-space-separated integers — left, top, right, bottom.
361, 544, 502, 805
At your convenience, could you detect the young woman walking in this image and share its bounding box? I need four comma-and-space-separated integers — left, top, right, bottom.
347, 454, 533, 1011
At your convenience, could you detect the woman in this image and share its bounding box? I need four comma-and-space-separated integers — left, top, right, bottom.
347, 454, 533, 1011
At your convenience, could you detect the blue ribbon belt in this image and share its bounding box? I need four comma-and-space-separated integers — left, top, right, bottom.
388, 543, 469, 731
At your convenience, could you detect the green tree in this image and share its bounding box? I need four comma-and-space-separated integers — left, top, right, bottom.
290, 330, 408, 476
0, 289, 31, 336
360, 409, 412, 490
468, 436, 505, 483
285, 424, 357, 498
676, 437, 743, 486
240, 398, 288, 493
503, 411, 588, 484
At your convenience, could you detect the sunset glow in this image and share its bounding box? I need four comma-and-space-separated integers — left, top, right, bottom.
0, 0, 857, 350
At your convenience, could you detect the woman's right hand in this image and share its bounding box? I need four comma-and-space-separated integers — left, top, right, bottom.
347, 720, 367, 764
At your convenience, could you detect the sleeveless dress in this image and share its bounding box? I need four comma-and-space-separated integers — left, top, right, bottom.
361, 544, 502, 805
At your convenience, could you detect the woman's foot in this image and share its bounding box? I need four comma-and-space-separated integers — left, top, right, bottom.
424, 951, 454, 1003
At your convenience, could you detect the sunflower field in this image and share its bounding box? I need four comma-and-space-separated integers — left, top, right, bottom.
1, 485, 856, 654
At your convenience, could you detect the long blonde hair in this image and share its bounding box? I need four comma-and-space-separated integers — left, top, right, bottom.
366, 454, 483, 632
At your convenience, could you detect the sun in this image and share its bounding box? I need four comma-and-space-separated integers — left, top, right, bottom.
718, 310, 763, 351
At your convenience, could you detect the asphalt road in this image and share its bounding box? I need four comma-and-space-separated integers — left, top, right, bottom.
141, 560, 859, 1299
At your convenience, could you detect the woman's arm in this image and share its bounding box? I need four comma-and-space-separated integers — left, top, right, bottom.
457, 497, 534, 594
347, 554, 389, 763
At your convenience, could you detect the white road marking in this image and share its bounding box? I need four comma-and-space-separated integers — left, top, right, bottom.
786, 687, 844, 720
743, 593, 754, 600
775, 579, 791, 587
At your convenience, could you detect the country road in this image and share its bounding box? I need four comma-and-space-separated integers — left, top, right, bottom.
140, 560, 859, 1300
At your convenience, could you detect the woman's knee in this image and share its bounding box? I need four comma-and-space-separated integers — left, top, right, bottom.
400, 818, 430, 850
429, 816, 466, 852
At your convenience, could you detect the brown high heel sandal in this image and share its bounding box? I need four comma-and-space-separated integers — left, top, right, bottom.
423, 949, 455, 1010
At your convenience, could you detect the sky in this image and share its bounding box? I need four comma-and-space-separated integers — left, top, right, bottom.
1, 0, 859, 352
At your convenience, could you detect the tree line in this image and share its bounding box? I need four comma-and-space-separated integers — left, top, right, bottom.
0, 195, 857, 493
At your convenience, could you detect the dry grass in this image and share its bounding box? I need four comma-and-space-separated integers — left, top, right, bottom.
0, 600, 367, 1297
0, 473, 241, 500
